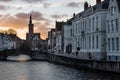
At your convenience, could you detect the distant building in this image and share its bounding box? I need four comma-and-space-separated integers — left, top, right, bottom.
63, 19, 73, 54
0, 33, 22, 50
47, 31, 52, 53
1, 33, 13, 50
8, 34, 23, 49
0, 34, 3, 50
26, 15, 42, 51
51, 29, 56, 53
55, 21, 65, 54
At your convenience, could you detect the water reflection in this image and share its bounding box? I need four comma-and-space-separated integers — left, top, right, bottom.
7, 54, 31, 61
0, 61, 119, 80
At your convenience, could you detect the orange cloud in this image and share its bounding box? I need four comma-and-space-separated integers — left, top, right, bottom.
34, 22, 51, 39
0, 15, 27, 29
0, 11, 52, 40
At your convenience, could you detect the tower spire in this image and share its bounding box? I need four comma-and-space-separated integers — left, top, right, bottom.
29, 14, 32, 24
28, 14, 34, 35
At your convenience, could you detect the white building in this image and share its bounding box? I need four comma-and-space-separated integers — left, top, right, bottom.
47, 31, 51, 53
0, 33, 19, 51
51, 29, 56, 53
106, 0, 120, 61
56, 31, 62, 53
2, 34, 15, 50
49, 0, 120, 61
71, 0, 109, 60
63, 19, 73, 54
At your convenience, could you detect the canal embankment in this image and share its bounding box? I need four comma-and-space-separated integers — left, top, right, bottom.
0, 49, 120, 73
31, 51, 120, 73
47, 53, 120, 73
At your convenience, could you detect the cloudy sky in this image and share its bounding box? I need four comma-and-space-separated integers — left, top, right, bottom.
0, 0, 103, 40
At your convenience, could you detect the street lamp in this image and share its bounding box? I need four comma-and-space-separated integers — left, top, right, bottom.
77, 41, 80, 51
76, 41, 80, 56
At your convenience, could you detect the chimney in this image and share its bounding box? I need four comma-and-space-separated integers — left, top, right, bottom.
84, 1, 88, 10
96, 0, 101, 4
73, 13, 76, 18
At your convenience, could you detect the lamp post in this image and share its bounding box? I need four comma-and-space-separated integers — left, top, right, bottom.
76, 41, 80, 56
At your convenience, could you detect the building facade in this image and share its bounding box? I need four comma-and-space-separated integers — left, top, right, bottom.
48, 0, 120, 61
51, 29, 56, 53
26, 14, 43, 51
71, 0, 109, 60
55, 21, 65, 54
0, 33, 22, 51
106, 0, 120, 61
63, 19, 73, 54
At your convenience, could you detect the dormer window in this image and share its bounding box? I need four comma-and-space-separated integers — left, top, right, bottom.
111, 6, 115, 15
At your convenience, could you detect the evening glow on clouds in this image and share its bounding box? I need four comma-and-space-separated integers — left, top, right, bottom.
0, 0, 102, 40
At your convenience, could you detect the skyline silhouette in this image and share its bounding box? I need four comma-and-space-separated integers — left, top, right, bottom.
0, 0, 98, 39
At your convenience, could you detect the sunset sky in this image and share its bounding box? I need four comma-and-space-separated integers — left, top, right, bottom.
0, 0, 102, 40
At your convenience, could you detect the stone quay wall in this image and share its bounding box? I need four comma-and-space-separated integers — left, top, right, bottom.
0, 50, 120, 73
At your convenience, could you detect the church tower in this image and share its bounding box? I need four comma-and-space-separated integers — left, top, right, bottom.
28, 14, 34, 35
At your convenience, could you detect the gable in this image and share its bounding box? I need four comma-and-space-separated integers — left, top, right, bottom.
33, 35, 40, 41
108, 0, 119, 13
117, 0, 120, 12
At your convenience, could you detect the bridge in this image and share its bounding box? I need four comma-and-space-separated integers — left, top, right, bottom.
0, 49, 48, 60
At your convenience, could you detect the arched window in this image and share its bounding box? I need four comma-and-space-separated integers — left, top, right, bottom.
96, 35, 99, 49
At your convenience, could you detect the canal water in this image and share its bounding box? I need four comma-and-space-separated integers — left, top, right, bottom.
0, 61, 119, 80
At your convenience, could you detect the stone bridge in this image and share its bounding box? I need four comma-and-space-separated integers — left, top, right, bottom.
0, 49, 48, 60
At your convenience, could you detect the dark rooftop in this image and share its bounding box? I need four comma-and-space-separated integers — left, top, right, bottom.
55, 21, 65, 31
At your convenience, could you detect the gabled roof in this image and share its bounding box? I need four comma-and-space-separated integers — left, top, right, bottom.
66, 18, 74, 25
74, 0, 110, 20
32, 34, 40, 40
26, 33, 41, 41
55, 21, 65, 31
117, 0, 120, 12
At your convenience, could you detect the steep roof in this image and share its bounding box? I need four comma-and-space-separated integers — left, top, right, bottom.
117, 0, 120, 12
66, 18, 74, 25
26, 33, 41, 41
32, 34, 40, 41
55, 21, 65, 31
74, 0, 110, 21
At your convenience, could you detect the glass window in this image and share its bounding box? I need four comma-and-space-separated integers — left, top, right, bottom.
108, 38, 110, 51
111, 6, 115, 15
107, 21, 110, 33
111, 20, 114, 32
96, 16, 98, 28
92, 17, 94, 30
96, 35, 99, 49
89, 36, 91, 49
116, 37, 119, 51
92, 36, 94, 49
116, 19, 118, 32
85, 20, 87, 32
84, 37, 86, 49
71, 29, 72, 36
89, 18, 91, 31
76, 24, 77, 34
112, 38, 115, 51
